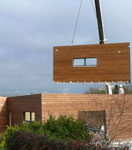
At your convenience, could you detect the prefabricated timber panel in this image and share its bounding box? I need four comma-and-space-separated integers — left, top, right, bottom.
53, 43, 130, 82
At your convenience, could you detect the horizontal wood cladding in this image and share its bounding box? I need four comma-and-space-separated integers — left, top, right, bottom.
53, 43, 130, 82
0, 97, 7, 132
7, 94, 41, 126
42, 94, 132, 140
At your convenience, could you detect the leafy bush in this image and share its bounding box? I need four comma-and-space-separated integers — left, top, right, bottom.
1, 131, 129, 150
0, 125, 19, 150
0, 115, 92, 149
42, 115, 91, 142
3, 131, 94, 150
19, 121, 42, 134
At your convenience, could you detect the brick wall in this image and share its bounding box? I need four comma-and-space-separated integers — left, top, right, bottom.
7, 94, 41, 126
41, 94, 132, 140
0, 97, 7, 132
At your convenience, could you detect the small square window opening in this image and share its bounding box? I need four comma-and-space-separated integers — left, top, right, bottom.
73, 58, 84, 66
86, 58, 97, 67
24, 112, 35, 122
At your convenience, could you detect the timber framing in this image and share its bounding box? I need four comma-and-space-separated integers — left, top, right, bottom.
53, 43, 130, 83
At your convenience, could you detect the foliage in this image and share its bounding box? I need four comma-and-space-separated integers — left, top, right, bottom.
112, 85, 119, 94
41, 115, 91, 142
84, 84, 132, 94
0, 115, 92, 149
2, 130, 95, 150
84, 87, 106, 94
18, 121, 42, 134
112, 84, 132, 94
124, 84, 132, 94
0, 130, 129, 150
0, 125, 19, 150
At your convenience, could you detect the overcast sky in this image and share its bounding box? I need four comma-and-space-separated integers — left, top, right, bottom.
0, 0, 132, 95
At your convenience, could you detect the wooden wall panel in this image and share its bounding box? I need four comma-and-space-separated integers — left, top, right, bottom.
7, 94, 41, 126
0, 97, 7, 132
42, 94, 132, 140
53, 43, 130, 82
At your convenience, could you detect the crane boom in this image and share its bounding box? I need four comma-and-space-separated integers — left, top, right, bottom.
94, 0, 105, 44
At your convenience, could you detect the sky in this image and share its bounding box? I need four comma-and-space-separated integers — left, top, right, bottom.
0, 0, 132, 96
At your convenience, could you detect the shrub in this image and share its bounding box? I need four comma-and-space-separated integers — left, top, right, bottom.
19, 121, 42, 134
0, 125, 19, 150
3, 131, 94, 150
0, 115, 92, 149
1, 131, 129, 150
42, 115, 91, 142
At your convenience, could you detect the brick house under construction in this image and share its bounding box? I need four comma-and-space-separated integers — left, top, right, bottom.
0, 94, 132, 140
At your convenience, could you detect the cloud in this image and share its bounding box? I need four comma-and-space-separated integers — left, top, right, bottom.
0, 0, 131, 95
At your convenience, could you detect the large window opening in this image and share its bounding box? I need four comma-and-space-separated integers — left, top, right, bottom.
73, 58, 97, 67
78, 111, 106, 135
24, 112, 35, 122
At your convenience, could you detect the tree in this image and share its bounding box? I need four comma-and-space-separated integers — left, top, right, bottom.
84, 84, 132, 94
84, 86, 107, 94
70, 94, 132, 146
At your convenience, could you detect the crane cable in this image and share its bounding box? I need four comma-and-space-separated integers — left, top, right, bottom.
71, 0, 107, 44
71, 0, 83, 44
